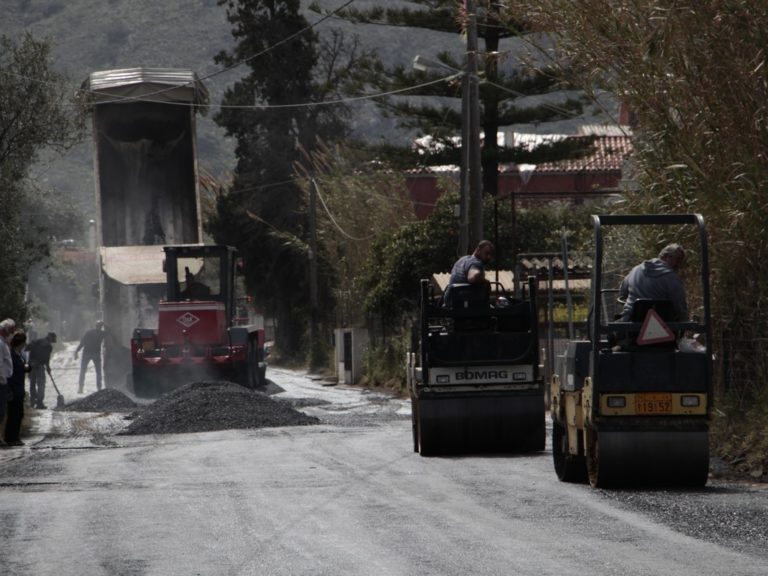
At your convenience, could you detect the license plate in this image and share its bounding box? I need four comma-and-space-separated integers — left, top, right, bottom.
635, 393, 673, 414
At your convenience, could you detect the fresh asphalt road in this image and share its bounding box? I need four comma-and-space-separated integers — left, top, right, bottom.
0, 355, 767, 576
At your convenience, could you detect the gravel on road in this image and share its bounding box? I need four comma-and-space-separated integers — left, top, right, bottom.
597, 482, 768, 559
57, 388, 139, 413
120, 381, 319, 435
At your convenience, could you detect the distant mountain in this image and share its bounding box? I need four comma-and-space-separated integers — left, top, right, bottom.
2, 0, 615, 222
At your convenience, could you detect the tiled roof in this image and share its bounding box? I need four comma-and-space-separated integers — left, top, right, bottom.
502, 135, 633, 174
518, 255, 593, 276
404, 135, 633, 176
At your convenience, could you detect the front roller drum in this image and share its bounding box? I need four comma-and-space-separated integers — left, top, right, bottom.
586, 428, 709, 488
414, 393, 545, 456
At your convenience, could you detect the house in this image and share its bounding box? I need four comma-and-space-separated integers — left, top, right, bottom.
405, 130, 634, 219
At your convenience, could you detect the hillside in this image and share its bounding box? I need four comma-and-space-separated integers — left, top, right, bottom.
3, 0, 615, 224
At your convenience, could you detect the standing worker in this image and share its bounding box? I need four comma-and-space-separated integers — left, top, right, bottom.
75, 321, 105, 393
0, 319, 16, 446
27, 331, 57, 409
5, 331, 28, 446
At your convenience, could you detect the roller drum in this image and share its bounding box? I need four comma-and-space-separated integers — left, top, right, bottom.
415, 393, 545, 456
589, 428, 709, 487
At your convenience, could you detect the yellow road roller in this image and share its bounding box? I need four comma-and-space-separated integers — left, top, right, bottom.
550, 214, 712, 487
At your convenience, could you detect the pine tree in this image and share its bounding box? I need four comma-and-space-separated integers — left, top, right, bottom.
312, 0, 587, 197
211, 0, 372, 358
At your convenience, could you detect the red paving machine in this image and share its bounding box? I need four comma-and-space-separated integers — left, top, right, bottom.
131, 244, 266, 397
549, 214, 712, 487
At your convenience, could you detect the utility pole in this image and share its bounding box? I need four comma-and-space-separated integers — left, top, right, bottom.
412, 51, 474, 254
309, 178, 319, 367
459, 70, 470, 256
466, 0, 483, 247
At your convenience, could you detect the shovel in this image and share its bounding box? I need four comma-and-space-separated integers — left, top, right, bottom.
47, 368, 66, 408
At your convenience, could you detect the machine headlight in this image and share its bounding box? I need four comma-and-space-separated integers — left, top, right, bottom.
681, 395, 701, 407
606, 396, 626, 408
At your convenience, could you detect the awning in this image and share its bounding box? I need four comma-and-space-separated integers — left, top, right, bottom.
431, 271, 515, 295
100, 246, 166, 285
431, 270, 590, 295
100, 245, 203, 286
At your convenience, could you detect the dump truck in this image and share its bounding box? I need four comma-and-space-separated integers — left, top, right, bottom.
549, 214, 712, 487
84, 68, 265, 395
407, 276, 545, 456
84, 67, 209, 388
130, 244, 266, 397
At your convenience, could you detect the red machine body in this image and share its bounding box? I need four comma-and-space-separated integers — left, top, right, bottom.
130, 245, 266, 397
157, 301, 227, 347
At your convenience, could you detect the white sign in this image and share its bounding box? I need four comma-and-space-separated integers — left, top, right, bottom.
429, 365, 534, 385
176, 312, 200, 328
637, 309, 675, 345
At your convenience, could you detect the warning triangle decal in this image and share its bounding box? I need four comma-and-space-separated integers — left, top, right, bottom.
637, 308, 676, 345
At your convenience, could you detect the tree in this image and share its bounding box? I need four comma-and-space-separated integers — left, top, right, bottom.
0, 33, 82, 321
294, 141, 417, 328
311, 1, 588, 197
210, 0, 375, 359
517, 0, 768, 372
358, 190, 596, 325
512, 0, 768, 466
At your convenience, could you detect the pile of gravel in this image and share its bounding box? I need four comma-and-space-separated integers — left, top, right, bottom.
58, 388, 139, 412
120, 381, 319, 435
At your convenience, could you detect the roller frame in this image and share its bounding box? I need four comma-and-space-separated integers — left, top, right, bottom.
410, 278, 544, 456
549, 214, 713, 488
550, 373, 589, 483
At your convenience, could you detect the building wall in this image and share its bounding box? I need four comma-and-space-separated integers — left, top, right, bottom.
405, 170, 623, 220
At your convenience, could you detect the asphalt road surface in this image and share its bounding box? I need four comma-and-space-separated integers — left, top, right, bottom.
0, 347, 766, 576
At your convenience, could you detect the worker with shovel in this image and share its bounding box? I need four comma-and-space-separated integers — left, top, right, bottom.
27, 332, 56, 409
75, 321, 105, 393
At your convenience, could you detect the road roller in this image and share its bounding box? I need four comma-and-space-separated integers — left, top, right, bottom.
406, 276, 545, 456
550, 214, 712, 487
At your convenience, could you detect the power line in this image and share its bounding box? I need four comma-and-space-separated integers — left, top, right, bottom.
311, 178, 375, 241
204, 0, 356, 83
484, 78, 582, 119
87, 73, 461, 110
222, 173, 437, 209
7, 1, 357, 105
81, 0, 358, 106
20, 70, 459, 111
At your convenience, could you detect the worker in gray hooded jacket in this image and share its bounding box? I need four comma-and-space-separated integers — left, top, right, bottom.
618, 243, 688, 322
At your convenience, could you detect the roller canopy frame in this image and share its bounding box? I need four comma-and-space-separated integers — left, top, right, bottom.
590, 214, 713, 401
419, 277, 540, 371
